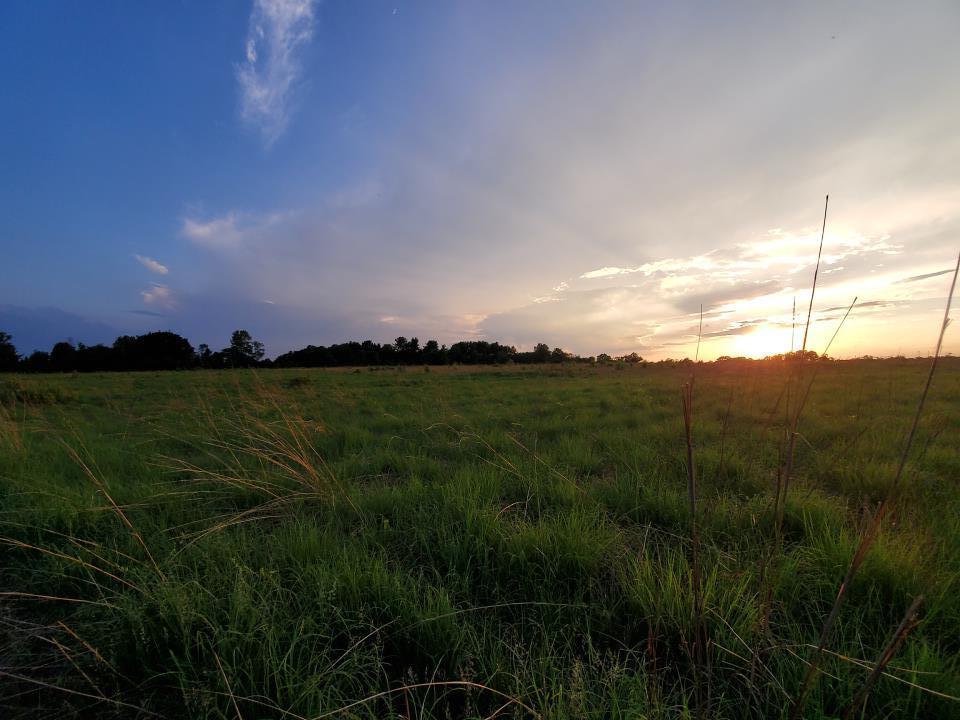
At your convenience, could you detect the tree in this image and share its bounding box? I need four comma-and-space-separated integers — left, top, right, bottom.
197, 343, 227, 369
533, 343, 551, 363
75, 343, 115, 372
24, 351, 50, 372
224, 330, 265, 368
113, 332, 195, 370
50, 341, 77, 372
0, 332, 18, 371
422, 339, 445, 365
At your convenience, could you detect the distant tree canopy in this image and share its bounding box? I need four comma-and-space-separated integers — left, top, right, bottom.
0, 332, 19, 372
224, 330, 265, 368
0, 325, 664, 372
271, 339, 584, 368
113, 332, 196, 371
0, 330, 260, 373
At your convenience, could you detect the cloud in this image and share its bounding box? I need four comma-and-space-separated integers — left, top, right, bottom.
141, 283, 176, 309
580, 266, 640, 279
673, 279, 785, 314
161, 3, 959, 360
182, 213, 242, 247
482, 286, 668, 354
181, 211, 291, 249
821, 300, 894, 313
128, 309, 165, 317
702, 319, 766, 338
236, 0, 316, 145
134, 254, 169, 275
897, 268, 953, 284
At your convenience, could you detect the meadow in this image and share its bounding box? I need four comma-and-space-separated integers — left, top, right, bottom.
1, 360, 958, 718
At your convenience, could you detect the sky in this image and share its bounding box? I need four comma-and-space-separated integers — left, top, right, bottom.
1, 0, 958, 360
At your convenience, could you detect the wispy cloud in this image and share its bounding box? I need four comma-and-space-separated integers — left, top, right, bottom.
897, 268, 953, 284
237, 0, 316, 146
134, 254, 169, 275
182, 213, 243, 247
141, 283, 176, 309
580, 267, 637, 279
181, 211, 289, 249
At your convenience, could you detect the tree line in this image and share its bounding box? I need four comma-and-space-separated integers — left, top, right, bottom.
0, 330, 265, 372
0, 330, 644, 373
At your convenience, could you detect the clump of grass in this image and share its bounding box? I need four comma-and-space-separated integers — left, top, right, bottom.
158, 388, 357, 546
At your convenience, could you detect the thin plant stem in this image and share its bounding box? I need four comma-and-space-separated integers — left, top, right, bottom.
801, 195, 829, 352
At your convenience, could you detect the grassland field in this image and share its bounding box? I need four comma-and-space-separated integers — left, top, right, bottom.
1, 360, 959, 719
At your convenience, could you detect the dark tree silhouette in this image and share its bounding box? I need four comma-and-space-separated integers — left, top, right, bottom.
75, 343, 115, 372
224, 330, 265, 368
13, 326, 590, 372
0, 332, 19, 371
113, 332, 196, 371
49, 341, 78, 372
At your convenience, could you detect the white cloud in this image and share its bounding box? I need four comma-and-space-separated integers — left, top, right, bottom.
134, 254, 169, 275
181, 213, 242, 247
580, 266, 639, 280
236, 0, 316, 146
141, 283, 176, 309
181, 211, 290, 249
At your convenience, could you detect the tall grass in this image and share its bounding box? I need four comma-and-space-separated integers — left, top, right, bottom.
790, 250, 960, 718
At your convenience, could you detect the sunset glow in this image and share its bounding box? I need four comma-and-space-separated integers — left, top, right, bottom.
732, 326, 797, 360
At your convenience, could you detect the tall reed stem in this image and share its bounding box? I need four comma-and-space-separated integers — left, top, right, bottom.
790, 250, 959, 719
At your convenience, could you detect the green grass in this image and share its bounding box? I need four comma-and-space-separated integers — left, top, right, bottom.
1, 360, 959, 718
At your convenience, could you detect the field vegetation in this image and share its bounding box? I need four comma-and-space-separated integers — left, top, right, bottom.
1, 357, 959, 719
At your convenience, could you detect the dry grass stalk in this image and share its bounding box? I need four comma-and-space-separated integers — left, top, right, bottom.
60, 440, 164, 578
801, 195, 829, 353
790, 250, 959, 719
754, 293, 856, 690
214, 650, 245, 720
775, 296, 857, 537
680, 303, 709, 715
842, 595, 924, 720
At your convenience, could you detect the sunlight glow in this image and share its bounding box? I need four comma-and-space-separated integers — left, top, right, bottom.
732, 325, 795, 359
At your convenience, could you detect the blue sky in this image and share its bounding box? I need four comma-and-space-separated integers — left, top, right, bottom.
1, 1, 958, 358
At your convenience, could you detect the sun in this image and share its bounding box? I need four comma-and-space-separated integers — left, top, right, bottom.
732, 325, 794, 359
